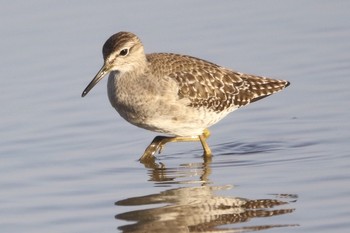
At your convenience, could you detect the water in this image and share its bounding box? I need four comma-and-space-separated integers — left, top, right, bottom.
1, 1, 350, 232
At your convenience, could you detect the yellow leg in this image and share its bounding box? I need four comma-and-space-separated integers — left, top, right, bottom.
199, 128, 212, 157
139, 129, 212, 162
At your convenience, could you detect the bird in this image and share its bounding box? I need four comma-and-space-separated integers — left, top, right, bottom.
82, 31, 290, 162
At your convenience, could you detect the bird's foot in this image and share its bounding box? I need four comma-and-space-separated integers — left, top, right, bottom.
139, 129, 213, 162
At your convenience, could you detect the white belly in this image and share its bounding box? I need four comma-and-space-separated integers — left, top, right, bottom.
107, 72, 235, 136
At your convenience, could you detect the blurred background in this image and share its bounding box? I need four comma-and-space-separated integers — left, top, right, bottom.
1, 1, 349, 232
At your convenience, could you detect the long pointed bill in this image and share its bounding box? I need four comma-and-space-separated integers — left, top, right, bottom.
81, 64, 110, 97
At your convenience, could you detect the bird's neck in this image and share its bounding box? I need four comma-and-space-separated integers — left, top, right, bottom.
119, 58, 149, 80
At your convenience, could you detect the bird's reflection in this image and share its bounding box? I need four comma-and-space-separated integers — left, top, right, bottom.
115, 156, 297, 232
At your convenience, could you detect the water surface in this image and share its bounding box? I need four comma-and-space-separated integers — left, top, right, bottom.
1, 1, 350, 232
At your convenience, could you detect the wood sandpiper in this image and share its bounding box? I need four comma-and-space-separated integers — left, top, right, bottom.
82, 31, 290, 162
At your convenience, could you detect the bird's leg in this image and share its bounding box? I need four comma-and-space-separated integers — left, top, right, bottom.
139, 129, 212, 162
139, 136, 169, 161
199, 128, 212, 157
140, 135, 198, 161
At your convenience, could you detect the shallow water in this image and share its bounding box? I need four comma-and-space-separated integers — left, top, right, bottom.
1, 1, 350, 232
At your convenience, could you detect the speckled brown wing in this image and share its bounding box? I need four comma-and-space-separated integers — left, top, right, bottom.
147, 53, 290, 112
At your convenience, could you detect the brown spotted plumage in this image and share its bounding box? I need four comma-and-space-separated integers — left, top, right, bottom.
82, 32, 290, 161
147, 53, 289, 112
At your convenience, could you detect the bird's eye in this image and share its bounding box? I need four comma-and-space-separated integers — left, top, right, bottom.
119, 49, 129, 56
